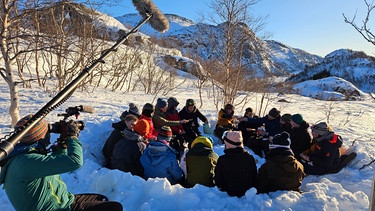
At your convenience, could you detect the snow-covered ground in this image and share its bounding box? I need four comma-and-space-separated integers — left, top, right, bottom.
0, 78, 375, 210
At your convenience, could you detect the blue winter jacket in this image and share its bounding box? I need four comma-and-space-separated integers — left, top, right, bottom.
140, 140, 183, 185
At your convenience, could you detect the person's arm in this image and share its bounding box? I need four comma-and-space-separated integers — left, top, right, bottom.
22, 137, 83, 179
196, 109, 208, 123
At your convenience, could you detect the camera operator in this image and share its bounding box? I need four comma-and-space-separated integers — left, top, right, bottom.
0, 114, 122, 211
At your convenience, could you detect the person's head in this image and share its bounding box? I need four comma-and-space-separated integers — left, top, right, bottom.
124, 114, 138, 130
311, 122, 330, 139
142, 103, 155, 118
244, 107, 254, 118
222, 130, 243, 149
186, 99, 196, 112
14, 114, 50, 147
224, 104, 234, 114
191, 136, 213, 149
157, 126, 173, 142
133, 119, 150, 137
269, 131, 291, 150
280, 113, 292, 124
128, 102, 140, 117
268, 108, 280, 120
167, 97, 179, 110
156, 98, 168, 112
290, 114, 304, 128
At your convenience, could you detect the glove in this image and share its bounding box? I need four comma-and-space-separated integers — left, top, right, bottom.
63, 120, 81, 138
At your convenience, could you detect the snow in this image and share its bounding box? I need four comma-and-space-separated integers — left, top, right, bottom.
1, 74, 375, 210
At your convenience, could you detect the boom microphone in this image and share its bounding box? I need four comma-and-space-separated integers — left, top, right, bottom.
132, 0, 170, 33
78, 105, 95, 113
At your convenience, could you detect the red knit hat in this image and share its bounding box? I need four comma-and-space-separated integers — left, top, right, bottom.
14, 114, 49, 144
134, 119, 150, 136
157, 126, 173, 141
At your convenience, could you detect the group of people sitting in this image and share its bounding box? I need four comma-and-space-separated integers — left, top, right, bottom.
102, 99, 357, 197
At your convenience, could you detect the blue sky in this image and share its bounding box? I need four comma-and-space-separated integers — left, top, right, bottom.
99, 0, 375, 57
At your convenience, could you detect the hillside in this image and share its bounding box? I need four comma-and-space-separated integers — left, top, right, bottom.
288, 49, 375, 93
116, 14, 323, 77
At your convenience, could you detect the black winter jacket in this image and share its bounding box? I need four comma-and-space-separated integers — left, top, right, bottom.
246, 116, 281, 137
102, 121, 126, 168
111, 128, 146, 177
214, 147, 257, 197
257, 148, 305, 194
309, 132, 342, 170
179, 106, 208, 136
289, 121, 312, 160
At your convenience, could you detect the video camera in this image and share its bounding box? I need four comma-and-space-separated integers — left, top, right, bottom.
50, 105, 94, 134
49, 105, 94, 151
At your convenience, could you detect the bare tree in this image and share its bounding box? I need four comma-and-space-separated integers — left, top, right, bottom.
0, 0, 111, 126
343, 0, 375, 46
198, 0, 267, 108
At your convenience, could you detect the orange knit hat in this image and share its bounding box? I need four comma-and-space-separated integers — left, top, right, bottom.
133, 119, 150, 136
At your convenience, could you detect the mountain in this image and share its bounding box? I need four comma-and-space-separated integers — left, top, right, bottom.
288, 49, 375, 93
115, 14, 323, 77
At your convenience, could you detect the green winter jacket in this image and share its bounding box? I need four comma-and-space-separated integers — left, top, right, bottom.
152, 107, 181, 131
0, 137, 83, 211
186, 139, 218, 188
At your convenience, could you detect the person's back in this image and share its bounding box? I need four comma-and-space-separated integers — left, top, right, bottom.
140, 126, 184, 185
3, 138, 82, 211
257, 132, 305, 194
186, 136, 218, 188
111, 124, 147, 177
214, 131, 257, 197
0, 115, 82, 211
102, 120, 126, 168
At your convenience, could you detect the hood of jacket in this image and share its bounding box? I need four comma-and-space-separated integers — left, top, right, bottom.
187, 142, 218, 158
142, 141, 176, 165
267, 148, 302, 173
112, 121, 126, 131
316, 131, 343, 147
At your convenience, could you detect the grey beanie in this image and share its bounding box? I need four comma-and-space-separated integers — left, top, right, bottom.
129, 103, 140, 116
312, 122, 329, 136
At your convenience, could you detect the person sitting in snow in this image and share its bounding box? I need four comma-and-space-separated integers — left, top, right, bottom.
140, 126, 184, 185
178, 99, 209, 146
280, 113, 292, 134
152, 98, 189, 133
243, 107, 282, 157
214, 103, 238, 141
214, 131, 258, 197
120, 102, 141, 119
111, 115, 147, 178
257, 132, 305, 194
299, 122, 356, 175
288, 114, 312, 161
0, 114, 122, 211
102, 102, 139, 168
138, 103, 158, 141
165, 97, 189, 153
185, 136, 218, 188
